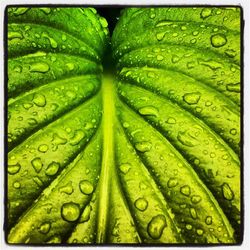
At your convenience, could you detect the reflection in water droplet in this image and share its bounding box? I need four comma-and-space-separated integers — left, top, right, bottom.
134, 198, 148, 211
79, 180, 94, 195
61, 202, 80, 222
222, 183, 234, 200
147, 215, 166, 239
31, 157, 43, 173
211, 34, 227, 48
119, 163, 131, 174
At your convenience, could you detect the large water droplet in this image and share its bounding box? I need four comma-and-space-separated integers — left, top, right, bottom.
180, 185, 191, 196
211, 34, 227, 48
119, 163, 131, 174
135, 141, 152, 152
222, 183, 234, 200
183, 92, 201, 105
31, 157, 43, 173
42, 33, 58, 49
79, 180, 94, 195
134, 198, 148, 211
139, 106, 158, 117
52, 133, 67, 146
61, 202, 80, 222
8, 163, 21, 175
39, 222, 51, 234
147, 215, 166, 239
33, 93, 46, 107
59, 182, 73, 195
30, 62, 50, 73
167, 178, 178, 188
200, 8, 212, 19
46, 162, 60, 176
70, 130, 85, 146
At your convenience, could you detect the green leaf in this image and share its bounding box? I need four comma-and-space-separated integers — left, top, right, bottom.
7, 7, 241, 244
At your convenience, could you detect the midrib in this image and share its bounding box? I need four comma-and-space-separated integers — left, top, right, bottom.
96, 71, 115, 243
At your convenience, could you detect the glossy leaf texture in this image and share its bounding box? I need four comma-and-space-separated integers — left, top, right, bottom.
7, 7, 241, 245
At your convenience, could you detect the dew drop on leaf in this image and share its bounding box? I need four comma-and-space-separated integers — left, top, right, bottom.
13, 181, 21, 189
31, 157, 43, 173
134, 198, 148, 211
119, 163, 131, 174
30, 63, 50, 73
191, 195, 202, 204
33, 176, 43, 187
186, 224, 193, 230
33, 93, 47, 107
139, 106, 158, 117
46, 235, 61, 243
205, 216, 213, 225
183, 92, 201, 105
61, 202, 80, 222
196, 229, 204, 236
180, 185, 191, 196
147, 214, 166, 239
200, 8, 212, 19
13, 8, 29, 16
222, 183, 234, 201
39, 8, 51, 14
190, 208, 197, 219
167, 178, 178, 188
156, 55, 164, 61
39, 222, 51, 234
38, 144, 49, 153
156, 32, 166, 41
70, 130, 85, 146
226, 83, 240, 93
45, 162, 60, 176
80, 205, 92, 223
42, 33, 58, 49
8, 163, 21, 175
52, 133, 67, 146
225, 49, 237, 58
8, 31, 23, 41
166, 117, 176, 124
211, 34, 227, 48
79, 180, 94, 195
135, 141, 152, 153
23, 103, 33, 109
59, 182, 73, 195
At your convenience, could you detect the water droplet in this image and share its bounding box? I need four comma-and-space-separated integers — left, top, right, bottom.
134, 198, 148, 211
61, 202, 80, 222
211, 34, 227, 48
198, 59, 222, 70
135, 141, 152, 153
186, 224, 193, 230
177, 130, 198, 147
157, 55, 164, 61
119, 163, 131, 174
38, 144, 48, 153
183, 92, 201, 105
222, 183, 234, 200
156, 32, 166, 41
167, 178, 178, 188
192, 31, 199, 36
197, 229, 204, 236
59, 182, 73, 195
122, 122, 130, 128
31, 157, 43, 173
226, 83, 240, 93
33, 93, 46, 107
13, 181, 21, 189
39, 8, 51, 14
8, 31, 23, 40
166, 117, 176, 124
13, 8, 29, 16
139, 181, 148, 190
172, 33, 178, 37
30, 62, 50, 73
42, 32, 58, 49
39, 222, 51, 234
8, 163, 21, 175
225, 49, 236, 58
66, 63, 74, 71
200, 8, 212, 19
150, 13, 156, 19
205, 216, 213, 225
79, 180, 94, 195
80, 205, 92, 222
190, 208, 197, 219
23, 103, 33, 109
69, 130, 85, 146
191, 195, 202, 204
46, 162, 60, 176
172, 55, 180, 63
47, 235, 61, 243
99, 16, 108, 28
52, 133, 67, 146
190, 38, 197, 44
139, 106, 158, 117
180, 185, 191, 196
147, 215, 166, 239
33, 176, 43, 187
230, 128, 237, 135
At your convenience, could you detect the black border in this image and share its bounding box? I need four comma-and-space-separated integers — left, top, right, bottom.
3, 4, 244, 247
